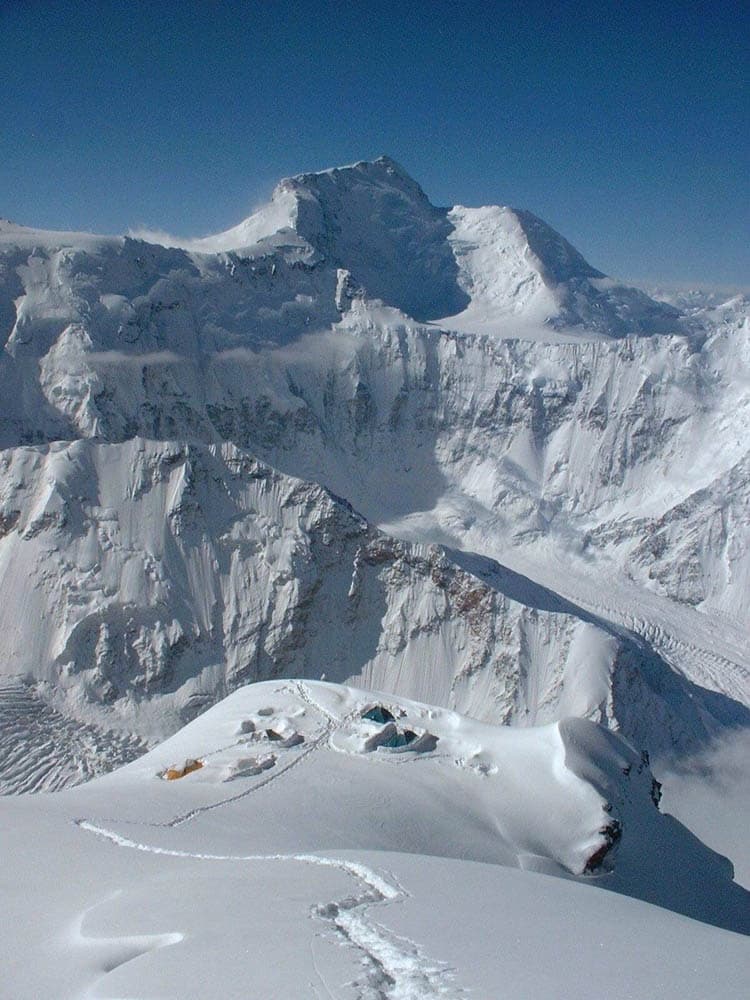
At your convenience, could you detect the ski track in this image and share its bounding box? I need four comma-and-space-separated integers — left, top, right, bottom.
76, 820, 464, 1000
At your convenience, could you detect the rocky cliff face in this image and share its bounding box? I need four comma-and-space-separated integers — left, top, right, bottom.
0, 158, 747, 788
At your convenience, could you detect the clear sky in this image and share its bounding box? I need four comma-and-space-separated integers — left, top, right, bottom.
1, 0, 747, 286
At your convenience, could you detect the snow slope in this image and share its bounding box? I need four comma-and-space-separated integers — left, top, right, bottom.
442, 203, 681, 336
2, 680, 748, 999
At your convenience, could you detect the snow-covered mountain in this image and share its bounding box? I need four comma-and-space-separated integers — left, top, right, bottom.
0, 157, 748, 792
2, 157, 749, 998
1, 436, 740, 797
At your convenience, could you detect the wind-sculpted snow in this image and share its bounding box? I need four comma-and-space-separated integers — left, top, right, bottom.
0, 157, 748, 793
71, 681, 663, 875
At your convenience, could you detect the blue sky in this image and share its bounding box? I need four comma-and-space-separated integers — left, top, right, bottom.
1, 0, 747, 285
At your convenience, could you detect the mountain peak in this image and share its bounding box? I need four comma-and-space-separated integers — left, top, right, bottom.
290, 153, 417, 185
274, 154, 433, 211
255, 156, 468, 321
372, 153, 407, 170
185, 156, 678, 334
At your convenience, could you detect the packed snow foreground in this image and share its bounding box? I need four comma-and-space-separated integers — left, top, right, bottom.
2, 680, 748, 999
0, 156, 749, 995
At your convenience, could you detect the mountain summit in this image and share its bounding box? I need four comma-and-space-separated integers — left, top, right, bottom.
184, 156, 679, 333
190, 156, 469, 321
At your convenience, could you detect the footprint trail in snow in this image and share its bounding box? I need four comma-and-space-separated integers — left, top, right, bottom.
78, 820, 464, 1000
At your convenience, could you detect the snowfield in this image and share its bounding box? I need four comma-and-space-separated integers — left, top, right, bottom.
1, 156, 749, 995
2, 680, 748, 998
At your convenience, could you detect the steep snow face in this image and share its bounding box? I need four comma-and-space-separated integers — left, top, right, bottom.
443, 205, 681, 335
19, 292, 742, 636
443, 205, 560, 327
1, 437, 733, 797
